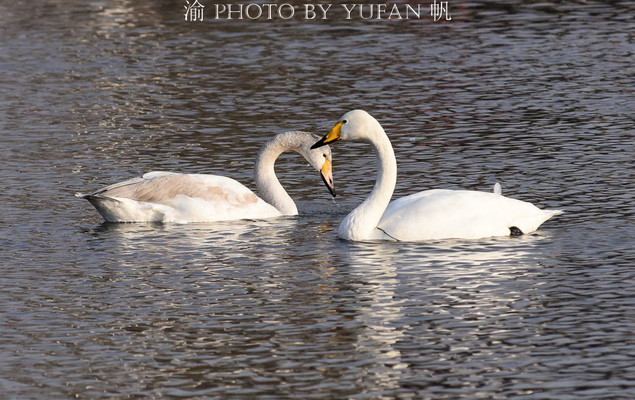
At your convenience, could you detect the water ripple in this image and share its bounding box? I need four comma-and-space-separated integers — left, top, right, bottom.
1, 0, 634, 398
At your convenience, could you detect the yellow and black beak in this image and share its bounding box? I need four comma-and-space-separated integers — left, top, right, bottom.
319, 157, 336, 197
311, 120, 344, 150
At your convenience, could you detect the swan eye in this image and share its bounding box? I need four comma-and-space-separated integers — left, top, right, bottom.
342, 119, 348, 124
322, 153, 327, 158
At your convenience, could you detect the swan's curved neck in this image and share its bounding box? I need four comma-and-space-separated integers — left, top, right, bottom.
339, 127, 397, 240
254, 133, 301, 215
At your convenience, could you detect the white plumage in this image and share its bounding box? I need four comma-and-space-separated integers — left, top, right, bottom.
311, 110, 562, 241
77, 131, 334, 223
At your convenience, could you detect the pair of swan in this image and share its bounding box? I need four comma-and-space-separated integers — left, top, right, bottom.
79, 111, 561, 241
77, 131, 335, 223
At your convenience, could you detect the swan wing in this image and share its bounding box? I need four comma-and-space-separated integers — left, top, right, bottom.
79, 172, 280, 222
377, 189, 562, 241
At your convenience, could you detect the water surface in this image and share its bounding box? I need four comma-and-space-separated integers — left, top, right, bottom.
1, 0, 634, 398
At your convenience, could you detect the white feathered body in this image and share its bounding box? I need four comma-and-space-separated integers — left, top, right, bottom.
373, 189, 562, 241
77, 131, 334, 223
321, 109, 562, 242
77, 171, 280, 223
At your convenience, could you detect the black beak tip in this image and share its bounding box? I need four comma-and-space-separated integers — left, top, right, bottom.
311, 137, 327, 150
320, 173, 336, 198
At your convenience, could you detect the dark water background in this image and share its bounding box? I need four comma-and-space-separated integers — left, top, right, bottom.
1, 0, 634, 398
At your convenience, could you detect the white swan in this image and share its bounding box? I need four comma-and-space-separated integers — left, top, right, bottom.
311, 110, 562, 241
77, 131, 335, 223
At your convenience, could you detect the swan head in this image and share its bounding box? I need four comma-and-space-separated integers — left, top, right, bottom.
311, 110, 381, 149
301, 135, 336, 197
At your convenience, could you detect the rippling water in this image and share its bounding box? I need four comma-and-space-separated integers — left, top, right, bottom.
1, 0, 634, 398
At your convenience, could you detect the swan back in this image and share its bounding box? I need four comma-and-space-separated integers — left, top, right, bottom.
377, 189, 563, 241
78, 171, 280, 222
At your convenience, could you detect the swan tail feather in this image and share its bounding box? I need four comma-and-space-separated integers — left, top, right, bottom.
516, 208, 563, 234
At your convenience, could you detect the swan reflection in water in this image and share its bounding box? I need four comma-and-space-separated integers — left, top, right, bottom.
339, 235, 551, 386
82, 217, 556, 393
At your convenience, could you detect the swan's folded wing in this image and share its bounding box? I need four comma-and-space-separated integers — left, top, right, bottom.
165, 174, 281, 221
378, 189, 555, 241
82, 172, 280, 222
95, 173, 249, 206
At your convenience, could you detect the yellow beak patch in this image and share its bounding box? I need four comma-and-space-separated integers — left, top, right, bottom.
311, 120, 344, 149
